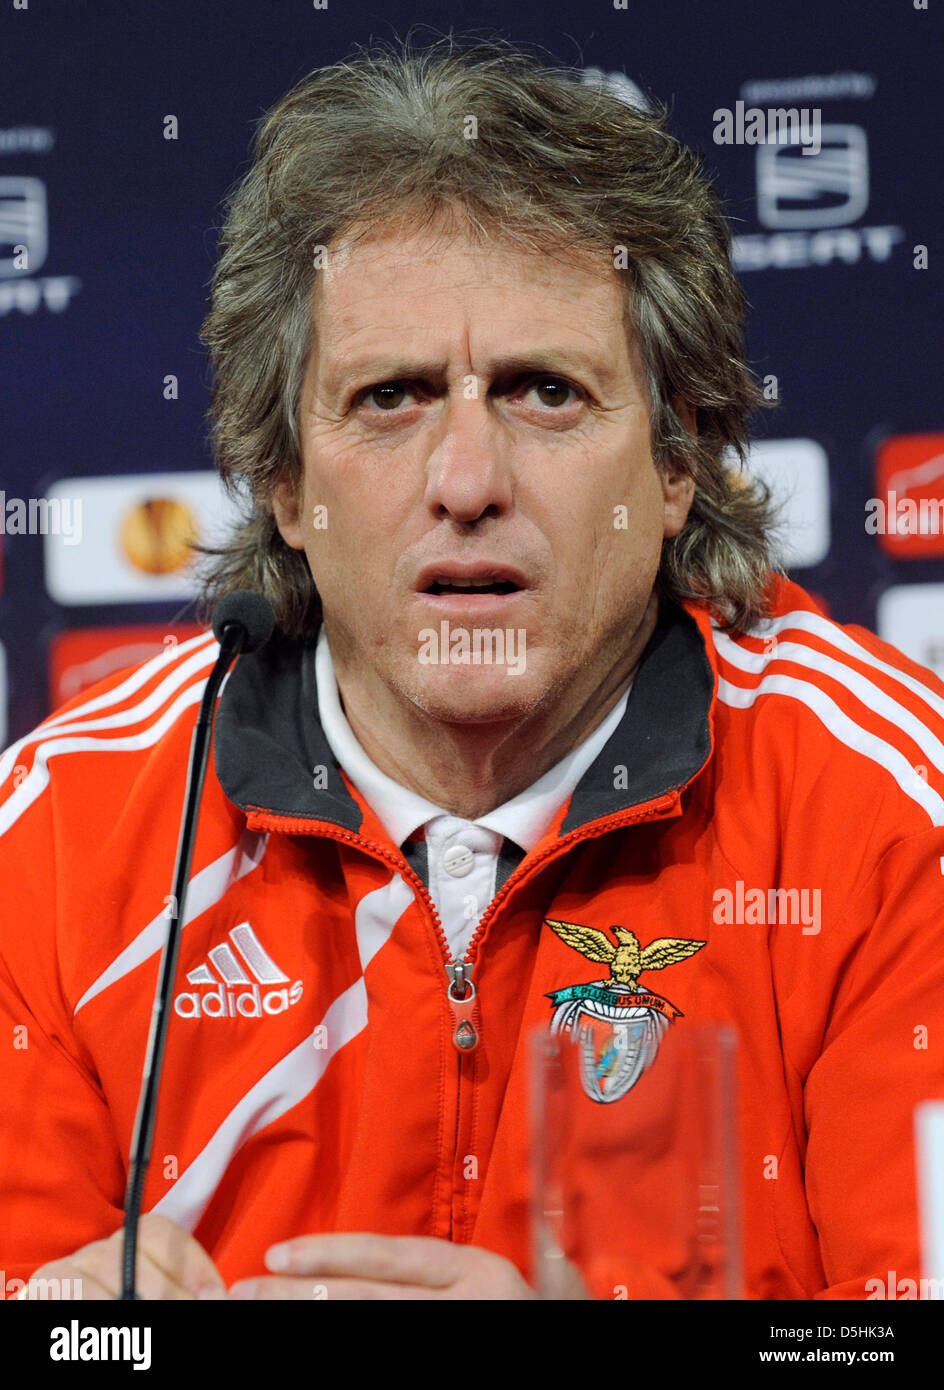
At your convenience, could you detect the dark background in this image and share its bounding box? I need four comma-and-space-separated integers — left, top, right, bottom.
1, 0, 941, 745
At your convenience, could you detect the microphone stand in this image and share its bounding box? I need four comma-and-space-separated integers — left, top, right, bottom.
119, 621, 246, 1299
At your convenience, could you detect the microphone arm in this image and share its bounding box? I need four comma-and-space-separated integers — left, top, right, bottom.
119, 620, 246, 1300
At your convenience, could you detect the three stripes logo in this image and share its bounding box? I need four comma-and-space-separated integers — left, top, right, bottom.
174, 922, 304, 1020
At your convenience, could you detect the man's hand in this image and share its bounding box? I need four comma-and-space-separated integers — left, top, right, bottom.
15, 1212, 227, 1300
229, 1233, 541, 1300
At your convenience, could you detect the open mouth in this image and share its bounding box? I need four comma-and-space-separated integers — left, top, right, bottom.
425, 578, 520, 596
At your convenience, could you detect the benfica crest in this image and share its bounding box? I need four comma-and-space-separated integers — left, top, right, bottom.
545, 920, 705, 1104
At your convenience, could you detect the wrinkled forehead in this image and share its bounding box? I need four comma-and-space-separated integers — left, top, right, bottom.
306, 208, 640, 372
317, 197, 623, 290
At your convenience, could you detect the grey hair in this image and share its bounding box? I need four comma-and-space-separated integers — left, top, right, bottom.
197, 32, 780, 637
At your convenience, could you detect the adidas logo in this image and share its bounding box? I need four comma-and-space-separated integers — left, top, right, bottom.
174, 922, 304, 1019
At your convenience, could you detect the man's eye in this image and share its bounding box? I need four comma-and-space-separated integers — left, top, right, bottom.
364, 381, 411, 410
527, 378, 578, 408
356, 376, 579, 413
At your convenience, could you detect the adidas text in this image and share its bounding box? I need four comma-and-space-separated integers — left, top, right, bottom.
174, 981, 304, 1019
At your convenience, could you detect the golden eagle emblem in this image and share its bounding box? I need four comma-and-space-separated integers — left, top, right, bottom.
544, 921, 707, 1103
545, 920, 705, 990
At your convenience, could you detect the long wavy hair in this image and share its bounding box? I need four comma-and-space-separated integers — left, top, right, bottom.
197, 32, 779, 637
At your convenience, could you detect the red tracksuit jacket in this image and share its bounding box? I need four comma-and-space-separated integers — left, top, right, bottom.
2, 574, 944, 1298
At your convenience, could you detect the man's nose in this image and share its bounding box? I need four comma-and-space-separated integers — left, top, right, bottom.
422, 391, 514, 523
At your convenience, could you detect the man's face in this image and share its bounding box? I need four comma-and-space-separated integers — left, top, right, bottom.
273, 214, 694, 726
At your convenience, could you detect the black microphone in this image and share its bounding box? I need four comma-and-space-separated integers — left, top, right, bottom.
119, 591, 275, 1299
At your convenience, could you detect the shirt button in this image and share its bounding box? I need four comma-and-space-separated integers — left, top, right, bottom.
442, 844, 475, 877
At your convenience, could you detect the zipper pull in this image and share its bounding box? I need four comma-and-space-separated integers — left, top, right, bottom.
445, 961, 479, 1053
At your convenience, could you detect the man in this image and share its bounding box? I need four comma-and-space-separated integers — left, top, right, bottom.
3, 38, 944, 1300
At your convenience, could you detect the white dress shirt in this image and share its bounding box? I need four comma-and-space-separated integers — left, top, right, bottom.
315, 628, 631, 962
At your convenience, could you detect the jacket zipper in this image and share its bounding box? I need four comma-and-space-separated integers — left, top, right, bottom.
459, 792, 681, 967
245, 791, 680, 1239
245, 789, 682, 1041
243, 812, 470, 1026
243, 813, 476, 1239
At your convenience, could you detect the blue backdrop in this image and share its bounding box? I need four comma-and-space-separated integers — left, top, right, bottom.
1, 0, 942, 745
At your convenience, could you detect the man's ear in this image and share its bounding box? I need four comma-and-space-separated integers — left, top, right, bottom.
271, 476, 306, 551
662, 396, 697, 539
660, 461, 696, 540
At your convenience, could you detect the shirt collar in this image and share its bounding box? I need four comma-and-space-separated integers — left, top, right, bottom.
213, 596, 715, 840
314, 626, 630, 854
